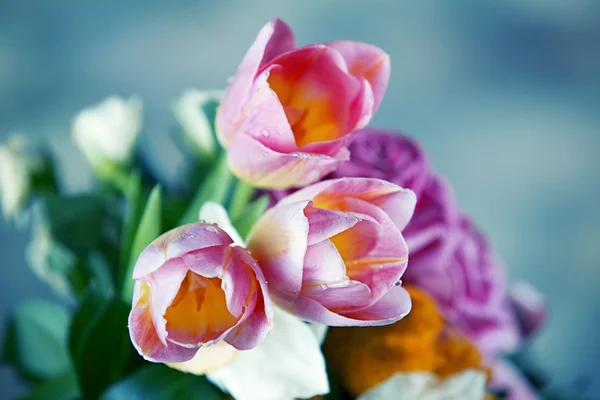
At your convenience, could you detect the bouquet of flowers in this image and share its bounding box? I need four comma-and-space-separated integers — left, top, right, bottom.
2, 18, 564, 400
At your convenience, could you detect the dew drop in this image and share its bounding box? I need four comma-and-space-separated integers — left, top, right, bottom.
394, 281, 401, 286
260, 129, 270, 137
205, 225, 218, 233
320, 284, 328, 290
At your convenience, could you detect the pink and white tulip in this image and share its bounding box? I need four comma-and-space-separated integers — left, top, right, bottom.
216, 18, 390, 189
128, 222, 273, 363
247, 178, 416, 326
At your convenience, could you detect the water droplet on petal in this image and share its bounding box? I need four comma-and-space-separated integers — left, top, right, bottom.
394, 281, 401, 286
260, 129, 270, 137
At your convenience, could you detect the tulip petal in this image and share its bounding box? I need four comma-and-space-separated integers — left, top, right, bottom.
302, 239, 346, 283
128, 281, 198, 363
304, 204, 360, 245
223, 247, 274, 350
207, 308, 329, 400
218, 18, 295, 145
143, 258, 189, 345
167, 341, 239, 375
292, 285, 409, 327
227, 110, 347, 190
302, 280, 371, 311
132, 224, 232, 279
246, 201, 309, 305
343, 284, 412, 323
312, 178, 416, 231
179, 246, 227, 278
330, 197, 408, 305
199, 201, 245, 246
327, 41, 391, 112
266, 45, 369, 147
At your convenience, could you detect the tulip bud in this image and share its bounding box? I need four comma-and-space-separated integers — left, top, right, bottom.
128, 222, 273, 363
0, 134, 53, 219
247, 177, 416, 326
72, 96, 142, 184
173, 89, 223, 160
216, 19, 390, 189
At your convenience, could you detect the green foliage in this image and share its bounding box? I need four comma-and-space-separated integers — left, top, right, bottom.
233, 195, 269, 239
118, 171, 144, 292
179, 152, 234, 225
21, 371, 79, 400
41, 195, 106, 253
228, 179, 256, 222
101, 364, 224, 400
2, 300, 71, 381
121, 184, 162, 301
70, 294, 132, 400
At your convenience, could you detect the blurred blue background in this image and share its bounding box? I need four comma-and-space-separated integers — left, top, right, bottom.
1, 0, 599, 398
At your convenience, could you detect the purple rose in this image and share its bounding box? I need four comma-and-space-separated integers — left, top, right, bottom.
509, 281, 548, 339
329, 128, 431, 198
403, 178, 521, 359
490, 359, 539, 400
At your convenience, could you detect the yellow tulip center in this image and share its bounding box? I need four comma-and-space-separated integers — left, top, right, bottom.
267, 55, 341, 147
165, 271, 238, 343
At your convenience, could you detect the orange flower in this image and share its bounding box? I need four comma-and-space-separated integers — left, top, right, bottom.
323, 285, 488, 397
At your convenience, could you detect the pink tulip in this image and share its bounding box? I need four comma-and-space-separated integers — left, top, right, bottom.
246, 178, 416, 326
128, 223, 273, 363
216, 18, 390, 189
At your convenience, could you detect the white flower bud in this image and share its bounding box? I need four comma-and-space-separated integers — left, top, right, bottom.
72, 96, 142, 172
173, 89, 223, 158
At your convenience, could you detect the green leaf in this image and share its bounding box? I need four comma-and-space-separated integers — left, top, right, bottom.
21, 371, 79, 400
2, 300, 71, 380
121, 185, 162, 301
88, 251, 116, 299
228, 179, 256, 222
42, 195, 106, 253
101, 363, 224, 400
233, 195, 269, 239
118, 171, 144, 292
179, 153, 233, 225
69, 295, 132, 400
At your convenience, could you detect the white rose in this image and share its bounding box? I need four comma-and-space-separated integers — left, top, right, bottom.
173, 90, 222, 158
0, 135, 44, 218
72, 96, 142, 171
357, 370, 487, 400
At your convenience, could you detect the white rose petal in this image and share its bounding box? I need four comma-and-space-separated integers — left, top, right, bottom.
357, 370, 487, 400
207, 307, 329, 400
72, 95, 142, 169
0, 135, 43, 218
173, 89, 223, 158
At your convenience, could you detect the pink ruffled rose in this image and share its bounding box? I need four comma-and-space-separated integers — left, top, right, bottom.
247, 177, 416, 326
330, 128, 431, 198
217, 18, 390, 189
509, 281, 548, 339
403, 181, 521, 359
128, 223, 273, 363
